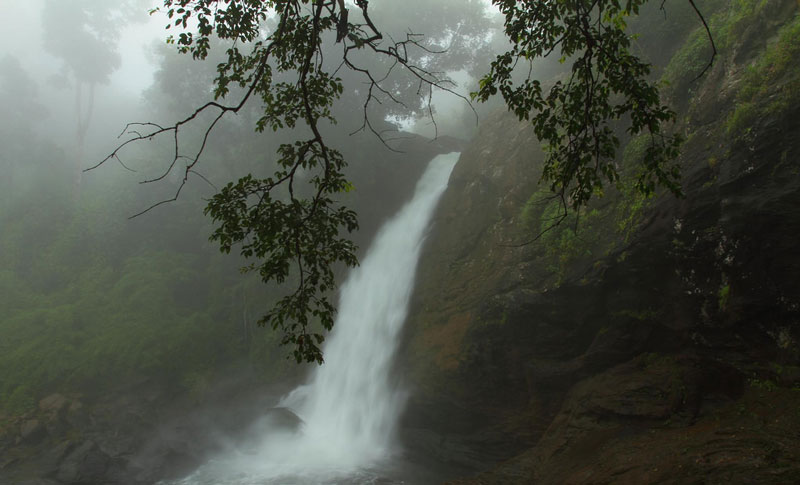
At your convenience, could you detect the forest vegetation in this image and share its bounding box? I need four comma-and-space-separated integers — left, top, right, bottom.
0, 0, 727, 430
2, 0, 799, 483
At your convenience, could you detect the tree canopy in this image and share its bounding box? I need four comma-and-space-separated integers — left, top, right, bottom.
476, 0, 684, 214
98, 0, 707, 363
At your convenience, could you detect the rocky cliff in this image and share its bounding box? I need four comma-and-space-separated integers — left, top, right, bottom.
403, 1, 800, 482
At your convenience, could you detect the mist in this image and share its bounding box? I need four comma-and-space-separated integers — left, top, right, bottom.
0, 1, 506, 483
4, 1, 781, 484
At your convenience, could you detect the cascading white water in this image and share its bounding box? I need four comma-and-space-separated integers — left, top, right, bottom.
170, 152, 459, 485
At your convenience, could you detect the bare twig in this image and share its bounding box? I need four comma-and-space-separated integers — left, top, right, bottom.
93, 0, 475, 229
688, 0, 717, 82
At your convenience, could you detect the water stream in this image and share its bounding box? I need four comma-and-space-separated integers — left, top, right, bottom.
167, 152, 459, 484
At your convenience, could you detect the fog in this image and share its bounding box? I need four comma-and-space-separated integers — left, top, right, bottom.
0, 0, 510, 236
1, 1, 153, 156
0, 0, 501, 171
0, 0, 735, 483
0, 1, 507, 483
1, 0, 163, 92
4, 1, 788, 484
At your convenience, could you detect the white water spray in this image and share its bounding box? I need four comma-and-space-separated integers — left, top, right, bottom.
172, 152, 459, 484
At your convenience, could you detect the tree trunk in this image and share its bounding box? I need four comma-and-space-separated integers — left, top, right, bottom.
73, 81, 95, 199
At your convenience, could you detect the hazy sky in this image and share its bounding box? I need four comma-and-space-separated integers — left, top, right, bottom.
0, 0, 499, 150
0, 0, 498, 96
0, 0, 167, 95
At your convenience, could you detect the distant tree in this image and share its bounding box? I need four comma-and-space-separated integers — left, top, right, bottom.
42, 0, 146, 191
96, 0, 712, 363
0, 56, 48, 201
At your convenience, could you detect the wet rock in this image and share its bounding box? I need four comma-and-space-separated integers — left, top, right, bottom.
18, 419, 46, 445
39, 395, 79, 440
56, 440, 110, 484
777, 365, 800, 388
0, 421, 15, 449
402, 428, 494, 472
0, 456, 19, 471
403, 3, 800, 481
236, 407, 303, 453
128, 438, 203, 484
39, 439, 76, 476
262, 406, 303, 431
39, 394, 69, 415
65, 400, 91, 430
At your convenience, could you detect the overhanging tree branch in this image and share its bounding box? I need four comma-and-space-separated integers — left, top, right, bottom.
91, 0, 471, 364
687, 0, 717, 82
91, 0, 713, 362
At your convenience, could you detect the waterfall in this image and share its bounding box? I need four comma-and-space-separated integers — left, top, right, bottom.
170, 152, 459, 484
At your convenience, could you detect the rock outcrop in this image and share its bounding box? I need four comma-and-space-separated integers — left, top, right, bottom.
403, 2, 800, 482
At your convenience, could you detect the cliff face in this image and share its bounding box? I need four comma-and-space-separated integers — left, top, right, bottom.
403, 1, 800, 482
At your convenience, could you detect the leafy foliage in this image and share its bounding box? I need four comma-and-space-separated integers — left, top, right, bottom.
659, 0, 800, 138
41, 0, 136, 85
105, 0, 472, 363
662, 26, 716, 95
726, 12, 800, 136
475, 0, 684, 210
105, 0, 701, 363
517, 129, 660, 283
205, 149, 359, 364
0, 205, 294, 417
0, 132, 297, 415
159, 0, 374, 364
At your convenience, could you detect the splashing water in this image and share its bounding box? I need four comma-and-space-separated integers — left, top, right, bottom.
168, 152, 459, 485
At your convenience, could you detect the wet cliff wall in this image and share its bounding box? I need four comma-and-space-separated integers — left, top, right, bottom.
403, 1, 800, 482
